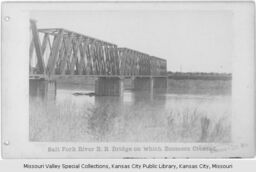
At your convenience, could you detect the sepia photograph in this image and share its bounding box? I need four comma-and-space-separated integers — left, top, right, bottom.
29, 10, 232, 143
1, 1, 255, 159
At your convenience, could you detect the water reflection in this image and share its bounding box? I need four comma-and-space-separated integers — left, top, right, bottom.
29, 79, 231, 142
94, 96, 124, 106
131, 90, 167, 106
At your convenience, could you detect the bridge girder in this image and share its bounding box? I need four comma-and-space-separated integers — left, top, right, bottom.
29, 20, 167, 78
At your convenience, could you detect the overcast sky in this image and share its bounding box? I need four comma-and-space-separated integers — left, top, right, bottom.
31, 10, 233, 73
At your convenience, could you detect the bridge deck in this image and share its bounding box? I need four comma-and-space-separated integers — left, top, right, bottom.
30, 74, 168, 80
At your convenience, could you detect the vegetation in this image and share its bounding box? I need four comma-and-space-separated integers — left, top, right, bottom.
30, 74, 231, 142
168, 71, 232, 80
30, 98, 231, 142
166, 108, 230, 142
168, 79, 231, 95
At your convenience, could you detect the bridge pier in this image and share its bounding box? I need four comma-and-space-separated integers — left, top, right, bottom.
95, 77, 124, 96
29, 78, 56, 101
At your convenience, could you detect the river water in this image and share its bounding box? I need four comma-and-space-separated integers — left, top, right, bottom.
29, 79, 231, 142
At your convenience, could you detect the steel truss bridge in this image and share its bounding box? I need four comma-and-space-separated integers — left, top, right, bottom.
29, 20, 167, 78
29, 20, 168, 97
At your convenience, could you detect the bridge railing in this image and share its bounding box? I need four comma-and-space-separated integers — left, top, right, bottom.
30, 20, 167, 78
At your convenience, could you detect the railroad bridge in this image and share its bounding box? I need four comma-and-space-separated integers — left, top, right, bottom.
29, 20, 167, 98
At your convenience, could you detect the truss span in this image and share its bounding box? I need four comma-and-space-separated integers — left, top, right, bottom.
29, 20, 167, 78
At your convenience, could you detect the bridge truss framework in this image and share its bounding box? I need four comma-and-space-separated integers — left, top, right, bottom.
30, 20, 167, 79
29, 20, 168, 97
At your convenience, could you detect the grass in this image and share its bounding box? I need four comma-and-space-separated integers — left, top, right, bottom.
166, 107, 230, 142
30, 98, 231, 142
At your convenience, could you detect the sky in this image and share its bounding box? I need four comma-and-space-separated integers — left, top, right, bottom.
31, 10, 233, 73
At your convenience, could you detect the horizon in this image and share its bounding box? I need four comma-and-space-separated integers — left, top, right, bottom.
167, 71, 232, 74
